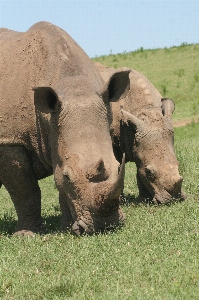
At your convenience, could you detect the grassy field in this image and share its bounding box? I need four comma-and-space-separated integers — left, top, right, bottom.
92, 43, 199, 123
0, 45, 199, 299
0, 122, 198, 299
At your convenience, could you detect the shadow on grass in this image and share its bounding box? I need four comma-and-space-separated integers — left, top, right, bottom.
44, 214, 61, 233
121, 193, 186, 207
0, 214, 16, 235
37, 283, 75, 299
120, 193, 140, 206
0, 213, 62, 236
1, 194, 186, 236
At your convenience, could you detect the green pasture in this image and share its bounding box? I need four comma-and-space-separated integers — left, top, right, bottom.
0, 123, 199, 299
0, 44, 199, 299
93, 43, 199, 122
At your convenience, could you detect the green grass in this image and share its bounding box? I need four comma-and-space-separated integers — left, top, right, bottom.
0, 122, 199, 299
92, 43, 199, 123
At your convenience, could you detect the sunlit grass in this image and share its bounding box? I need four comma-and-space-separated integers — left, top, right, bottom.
0, 123, 199, 299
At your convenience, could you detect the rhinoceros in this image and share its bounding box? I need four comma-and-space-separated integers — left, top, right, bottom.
95, 63, 186, 204
0, 22, 131, 236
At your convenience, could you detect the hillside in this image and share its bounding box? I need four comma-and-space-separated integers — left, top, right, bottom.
92, 43, 199, 122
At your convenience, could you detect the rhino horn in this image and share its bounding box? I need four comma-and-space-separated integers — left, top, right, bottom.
121, 109, 146, 133
110, 153, 126, 199
93, 154, 125, 210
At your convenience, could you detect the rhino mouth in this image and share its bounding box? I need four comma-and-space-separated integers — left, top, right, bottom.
152, 189, 186, 205
138, 172, 186, 205
69, 154, 126, 236
138, 186, 186, 205
71, 208, 126, 236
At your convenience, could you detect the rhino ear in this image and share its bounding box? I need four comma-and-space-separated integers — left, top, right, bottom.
161, 98, 175, 118
33, 87, 59, 113
100, 68, 130, 102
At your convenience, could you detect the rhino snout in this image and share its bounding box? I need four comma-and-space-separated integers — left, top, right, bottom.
166, 175, 184, 198
72, 208, 126, 236
61, 155, 125, 236
153, 175, 185, 204
164, 174, 183, 194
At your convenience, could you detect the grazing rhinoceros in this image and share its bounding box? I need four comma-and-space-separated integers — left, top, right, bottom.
95, 63, 186, 204
0, 22, 131, 236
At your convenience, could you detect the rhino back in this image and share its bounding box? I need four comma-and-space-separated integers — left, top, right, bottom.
0, 22, 103, 148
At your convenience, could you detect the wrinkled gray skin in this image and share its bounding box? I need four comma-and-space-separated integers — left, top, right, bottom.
0, 22, 130, 236
95, 63, 186, 204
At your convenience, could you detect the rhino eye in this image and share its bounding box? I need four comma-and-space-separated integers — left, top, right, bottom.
145, 165, 155, 178
146, 168, 152, 176
146, 168, 151, 174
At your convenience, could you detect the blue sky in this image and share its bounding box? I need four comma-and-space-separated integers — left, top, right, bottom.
0, 0, 198, 58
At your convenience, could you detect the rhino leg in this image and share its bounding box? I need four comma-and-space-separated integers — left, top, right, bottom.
59, 192, 74, 232
136, 172, 153, 203
0, 145, 45, 236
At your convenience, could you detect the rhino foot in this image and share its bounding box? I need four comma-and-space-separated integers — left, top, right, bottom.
13, 230, 36, 237
14, 222, 47, 237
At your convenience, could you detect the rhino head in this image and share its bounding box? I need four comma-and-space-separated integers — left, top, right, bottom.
94, 63, 186, 205
33, 67, 130, 235
121, 98, 186, 204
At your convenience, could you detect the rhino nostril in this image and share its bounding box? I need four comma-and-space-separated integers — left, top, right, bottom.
72, 221, 85, 236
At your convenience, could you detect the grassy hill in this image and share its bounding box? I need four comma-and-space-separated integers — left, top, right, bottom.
92, 43, 199, 122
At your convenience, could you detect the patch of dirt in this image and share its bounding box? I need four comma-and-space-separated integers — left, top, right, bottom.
173, 117, 199, 128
